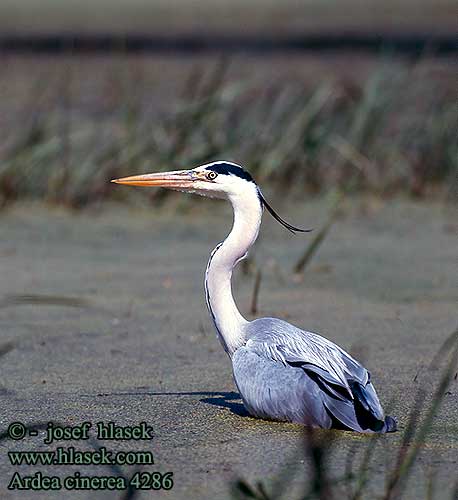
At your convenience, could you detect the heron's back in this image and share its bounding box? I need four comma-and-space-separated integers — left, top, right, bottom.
231, 317, 396, 432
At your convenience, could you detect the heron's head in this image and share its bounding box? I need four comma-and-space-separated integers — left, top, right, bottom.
112, 161, 257, 200
112, 161, 311, 233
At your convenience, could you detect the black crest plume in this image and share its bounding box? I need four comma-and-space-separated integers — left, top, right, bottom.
257, 190, 312, 234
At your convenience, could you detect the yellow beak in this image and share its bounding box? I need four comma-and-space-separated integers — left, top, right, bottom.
111, 170, 196, 189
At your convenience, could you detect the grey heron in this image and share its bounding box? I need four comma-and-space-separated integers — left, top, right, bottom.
112, 161, 397, 433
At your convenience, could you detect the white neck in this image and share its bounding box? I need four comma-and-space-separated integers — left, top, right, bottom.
205, 185, 263, 357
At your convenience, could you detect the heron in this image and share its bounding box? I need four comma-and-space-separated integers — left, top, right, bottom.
112, 161, 397, 433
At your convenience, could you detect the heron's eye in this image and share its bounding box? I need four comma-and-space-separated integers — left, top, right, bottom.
206, 171, 218, 181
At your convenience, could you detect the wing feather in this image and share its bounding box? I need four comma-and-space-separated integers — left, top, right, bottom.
245, 317, 369, 393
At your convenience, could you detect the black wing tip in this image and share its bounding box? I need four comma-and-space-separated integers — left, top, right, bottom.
350, 381, 389, 432
258, 191, 313, 234
384, 416, 398, 433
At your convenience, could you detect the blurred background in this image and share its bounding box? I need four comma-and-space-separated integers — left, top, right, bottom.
0, 0, 456, 207
1, 4, 457, 499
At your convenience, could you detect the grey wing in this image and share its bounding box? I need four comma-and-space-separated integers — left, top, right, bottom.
237, 317, 389, 432
232, 346, 333, 427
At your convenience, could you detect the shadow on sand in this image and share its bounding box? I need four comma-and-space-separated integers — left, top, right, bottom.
87, 390, 250, 418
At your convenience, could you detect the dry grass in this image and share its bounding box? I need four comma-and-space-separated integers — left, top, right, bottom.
0, 55, 455, 209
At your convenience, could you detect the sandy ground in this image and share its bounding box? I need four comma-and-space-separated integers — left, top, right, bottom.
0, 197, 457, 499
